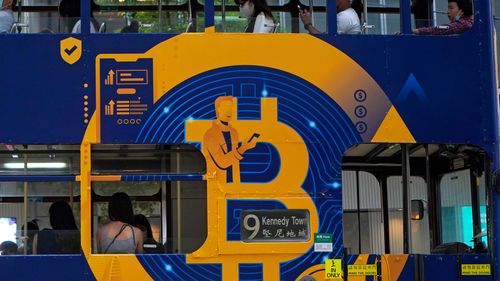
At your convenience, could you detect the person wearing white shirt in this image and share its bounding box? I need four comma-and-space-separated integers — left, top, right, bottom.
0, 0, 14, 33
237, 0, 276, 33
299, 0, 361, 35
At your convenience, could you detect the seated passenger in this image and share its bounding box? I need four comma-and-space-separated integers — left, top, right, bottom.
0, 0, 14, 33
413, 0, 472, 35
120, 20, 139, 33
299, 0, 361, 35
34, 201, 80, 254
237, 0, 276, 33
18, 219, 39, 254
59, 0, 99, 33
134, 214, 164, 254
97, 192, 143, 254
0, 241, 17, 255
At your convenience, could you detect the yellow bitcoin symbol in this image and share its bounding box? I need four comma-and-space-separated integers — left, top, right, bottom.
185, 97, 319, 281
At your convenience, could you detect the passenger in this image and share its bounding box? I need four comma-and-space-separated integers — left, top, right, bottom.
97, 192, 143, 254
0, 241, 17, 255
59, 0, 99, 33
134, 214, 164, 254
120, 20, 139, 33
18, 219, 39, 254
237, 0, 276, 33
413, 0, 472, 35
0, 0, 14, 33
34, 201, 80, 254
299, 0, 361, 35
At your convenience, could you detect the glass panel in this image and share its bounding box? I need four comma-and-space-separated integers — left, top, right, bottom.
4, 199, 81, 255
93, 181, 160, 196
91, 144, 205, 175
0, 144, 80, 175
95, 11, 191, 33
91, 180, 206, 254
0, 182, 80, 197
93, 198, 162, 254
342, 171, 384, 254
439, 169, 472, 246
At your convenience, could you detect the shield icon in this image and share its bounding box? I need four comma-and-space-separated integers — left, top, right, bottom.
60, 37, 82, 65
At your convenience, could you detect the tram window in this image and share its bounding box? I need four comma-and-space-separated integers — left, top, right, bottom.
0, 144, 81, 255
91, 144, 206, 175
91, 180, 207, 254
0, 186, 81, 256
342, 143, 489, 255
342, 170, 384, 254
90, 144, 207, 254
439, 169, 485, 248
387, 176, 429, 254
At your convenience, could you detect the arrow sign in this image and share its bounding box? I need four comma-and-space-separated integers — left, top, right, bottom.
397, 73, 428, 102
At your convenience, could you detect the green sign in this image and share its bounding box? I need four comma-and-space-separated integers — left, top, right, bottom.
314, 233, 332, 243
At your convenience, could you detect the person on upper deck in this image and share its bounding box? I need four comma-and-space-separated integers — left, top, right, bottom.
237, 0, 276, 33
299, 0, 361, 35
0, 0, 14, 33
413, 0, 473, 35
97, 192, 143, 254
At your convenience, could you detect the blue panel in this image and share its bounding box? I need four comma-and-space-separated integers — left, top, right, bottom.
121, 174, 203, 181
138, 254, 222, 281
0, 175, 76, 182
0, 255, 95, 281
226, 199, 286, 241
239, 263, 263, 281
423, 255, 457, 281
398, 255, 415, 281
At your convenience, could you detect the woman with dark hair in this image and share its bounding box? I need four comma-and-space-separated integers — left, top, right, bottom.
134, 214, 164, 254
34, 201, 80, 254
236, 0, 276, 33
97, 192, 143, 254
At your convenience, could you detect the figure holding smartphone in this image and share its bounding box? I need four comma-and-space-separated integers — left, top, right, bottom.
202, 96, 259, 184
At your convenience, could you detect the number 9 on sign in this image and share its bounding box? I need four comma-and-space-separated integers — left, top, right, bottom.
243, 214, 260, 240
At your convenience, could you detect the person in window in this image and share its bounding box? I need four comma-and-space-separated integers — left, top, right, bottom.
237, 0, 276, 33
34, 201, 80, 254
0, 0, 14, 33
299, 0, 361, 35
413, 0, 472, 35
0, 241, 17, 255
18, 219, 39, 254
59, 0, 99, 33
97, 192, 143, 254
133, 214, 164, 254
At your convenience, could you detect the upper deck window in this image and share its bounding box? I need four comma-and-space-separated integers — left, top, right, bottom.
4, 0, 474, 34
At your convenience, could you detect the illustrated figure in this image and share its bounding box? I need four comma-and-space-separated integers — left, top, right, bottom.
202, 96, 258, 183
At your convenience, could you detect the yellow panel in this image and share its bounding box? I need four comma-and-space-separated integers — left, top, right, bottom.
371, 106, 416, 143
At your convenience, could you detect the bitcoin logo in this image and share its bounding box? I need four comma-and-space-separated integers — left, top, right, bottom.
185, 97, 319, 281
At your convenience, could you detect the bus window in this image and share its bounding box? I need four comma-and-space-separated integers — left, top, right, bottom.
94, 0, 195, 33
342, 170, 384, 254
9, 0, 200, 34
0, 144, 80, 255
90, 144, 207, 254
439, 169, 486, 249
387, 175, 429, 254
342, 143, 489, 255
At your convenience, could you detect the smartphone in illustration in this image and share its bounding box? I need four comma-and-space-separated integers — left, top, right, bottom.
248, 133, 260, 142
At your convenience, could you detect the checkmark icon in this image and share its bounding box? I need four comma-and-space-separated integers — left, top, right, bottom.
64, 45, 78, 56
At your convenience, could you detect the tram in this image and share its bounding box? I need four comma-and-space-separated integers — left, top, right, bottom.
0, 0, 498, 280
